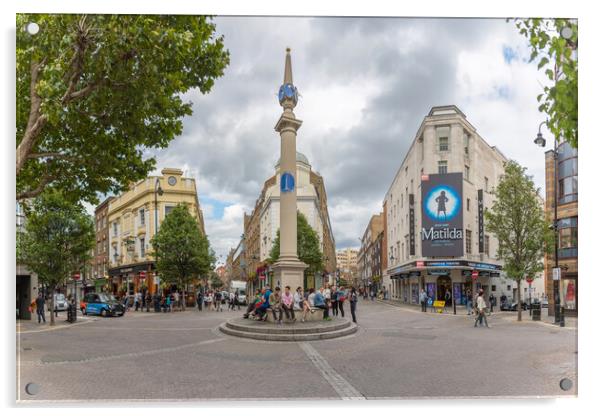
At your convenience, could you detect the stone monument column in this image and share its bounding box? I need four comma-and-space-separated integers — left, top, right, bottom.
272, 48, 308, 291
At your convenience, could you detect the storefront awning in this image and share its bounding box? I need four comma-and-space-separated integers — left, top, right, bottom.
108, 261, 155, 277
388, 260, 502, 276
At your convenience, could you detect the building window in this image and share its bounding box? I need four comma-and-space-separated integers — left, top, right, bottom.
140, 237, 145, 258
139, 209, 145, 226
467, 198, 470, 211
484, 235, 490, 256
439, 136, 449, 152
464, 165, 470, 181
465, 229, 472, 254
484, 177, 489, 192
463, 131, 470, 155
558, 217, 577, 258
438, 160, 448, 174
113, 222, 118, 236
436, 126, 450, 152
507, 285, 511, 291
165, 206, 175, 217
492, 285, 496, 292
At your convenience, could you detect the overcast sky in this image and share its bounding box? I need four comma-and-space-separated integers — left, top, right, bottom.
148, 16, 552, 263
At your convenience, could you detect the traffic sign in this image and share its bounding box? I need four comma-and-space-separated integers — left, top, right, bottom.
526, 276, 534, 284
553, 267, 561, 281
73, 273, 81, 280
471, 270, 478, 280
140, 271, 146, 279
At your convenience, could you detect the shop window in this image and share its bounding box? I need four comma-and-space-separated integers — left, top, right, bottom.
561, 278, 577, 310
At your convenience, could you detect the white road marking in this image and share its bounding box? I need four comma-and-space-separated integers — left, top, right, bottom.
299, 342, 365, 400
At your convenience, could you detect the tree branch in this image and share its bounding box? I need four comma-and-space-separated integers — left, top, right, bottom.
27, 152, 67, 160
16, 58, 48, 176
17, 174, 56, 200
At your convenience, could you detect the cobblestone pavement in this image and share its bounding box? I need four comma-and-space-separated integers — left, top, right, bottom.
16, 300, 577, 402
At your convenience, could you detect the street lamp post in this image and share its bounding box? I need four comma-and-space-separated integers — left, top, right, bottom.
534, 121, 565, 327
154, 178, 164, 295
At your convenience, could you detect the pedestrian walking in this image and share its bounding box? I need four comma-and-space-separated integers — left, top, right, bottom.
229, 292, 236, 311
349, 287, 358, 324
444, 289, 451, 308
466, 289, 473, 315
35, 293, 46, 324
166, 293, 172, 312
197, 291, 203, 311
214, 291, 223, 312
419, 289, 428, 312
330, 285, 338, 316
474, 289, 489, 328
488, 293, 495, 315
336, 286, 346, 318
145, 292, 152, 312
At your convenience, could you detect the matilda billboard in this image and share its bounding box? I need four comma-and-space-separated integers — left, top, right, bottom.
421, 173, 464, 257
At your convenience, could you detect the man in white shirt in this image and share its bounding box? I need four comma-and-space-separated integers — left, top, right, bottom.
474, 289, 489, 328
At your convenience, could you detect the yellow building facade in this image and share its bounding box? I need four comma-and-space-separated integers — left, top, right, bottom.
106, 168, 205, 295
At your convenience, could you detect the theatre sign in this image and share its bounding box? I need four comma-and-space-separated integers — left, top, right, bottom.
421, 173, 464, 257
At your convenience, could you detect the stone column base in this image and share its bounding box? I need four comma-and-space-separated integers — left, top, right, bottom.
271, 258, 307, 291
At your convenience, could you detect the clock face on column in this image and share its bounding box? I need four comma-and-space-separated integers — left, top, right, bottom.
278, 83, 298, 105
168, 176, 177, 186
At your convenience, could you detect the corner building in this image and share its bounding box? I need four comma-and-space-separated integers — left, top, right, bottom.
383, 105, 507, 306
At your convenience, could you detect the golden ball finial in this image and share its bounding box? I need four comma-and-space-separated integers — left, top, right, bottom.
286, 47, 291, 53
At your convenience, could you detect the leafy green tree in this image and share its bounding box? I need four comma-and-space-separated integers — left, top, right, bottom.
16, 14, 229, 202
269, 211, 324, 278
17, 191, 95, 325
151, 204, 214, 309
209, 272, 224, 289
484, 161, 554, 321
513, 18, 577, 148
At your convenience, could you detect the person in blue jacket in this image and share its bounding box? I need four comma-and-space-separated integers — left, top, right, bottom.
314, 288, 331, 321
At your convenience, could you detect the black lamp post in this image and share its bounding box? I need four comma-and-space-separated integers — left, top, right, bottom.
154, 178, 164, 294
534, 121, 565, 327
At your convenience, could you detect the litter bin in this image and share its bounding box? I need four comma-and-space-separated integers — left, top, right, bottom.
532, 302, 541, 321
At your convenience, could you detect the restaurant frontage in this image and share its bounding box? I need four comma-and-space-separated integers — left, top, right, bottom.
389, 260, 502, 306
108, 261, 157, 296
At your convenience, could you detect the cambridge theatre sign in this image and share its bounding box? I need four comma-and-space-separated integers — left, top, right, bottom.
421, 173, 464, 257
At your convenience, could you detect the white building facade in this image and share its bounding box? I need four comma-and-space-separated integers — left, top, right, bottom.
383, 105, 508, 306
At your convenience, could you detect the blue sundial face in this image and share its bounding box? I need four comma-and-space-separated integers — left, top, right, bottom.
280, 172, 295, 193
278, 83, 298, 105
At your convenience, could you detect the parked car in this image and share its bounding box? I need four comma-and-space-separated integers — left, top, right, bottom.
84, 293, 125, 317
48, 293, 69, 312
500, 300, 529, 311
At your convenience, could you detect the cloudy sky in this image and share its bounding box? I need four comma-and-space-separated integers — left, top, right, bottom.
149, 16, 552, 263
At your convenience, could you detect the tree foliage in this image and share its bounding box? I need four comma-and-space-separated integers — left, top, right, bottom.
151, 204, 214, 300
484, 161, 553, 321
513, 18, 578, 148
269, 211, 324, 276
17, 191, 95, 325
16, 14, 229, 202
210, 272, 224, 289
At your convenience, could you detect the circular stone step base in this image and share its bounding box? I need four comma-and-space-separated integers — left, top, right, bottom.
219, 317, 357, 341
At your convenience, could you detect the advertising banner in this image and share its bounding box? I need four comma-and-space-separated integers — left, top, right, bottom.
409, 193, 416, 255
421, 173, 464, 257
478, 189, 484, 253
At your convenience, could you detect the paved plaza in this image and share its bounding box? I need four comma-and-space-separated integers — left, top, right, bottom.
16, 299, 577, 402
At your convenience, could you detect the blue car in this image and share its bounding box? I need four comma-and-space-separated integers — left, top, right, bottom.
84, 293, 125, 317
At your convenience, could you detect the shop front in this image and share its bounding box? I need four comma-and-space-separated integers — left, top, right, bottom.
108, 262, 156, 295
388, 260, 502, 307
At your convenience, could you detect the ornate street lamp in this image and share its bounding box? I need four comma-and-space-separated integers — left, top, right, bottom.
534, 121, 564, 327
